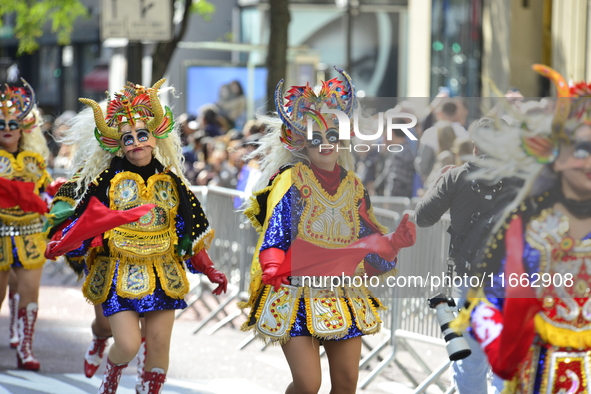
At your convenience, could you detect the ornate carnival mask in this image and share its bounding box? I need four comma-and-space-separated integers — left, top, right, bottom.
0, 79, 36, 133
79, 79, 174, 153
523, 65, 591, 163
275, 66, 356, 151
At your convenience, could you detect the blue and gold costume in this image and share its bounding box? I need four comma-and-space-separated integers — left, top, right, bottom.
240, 162, 397, 343
48, 156, 212, 316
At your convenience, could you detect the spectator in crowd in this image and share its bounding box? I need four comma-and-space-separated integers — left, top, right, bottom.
423, 124, 457, 189
178, 113, 198, 147
374, 122, 417, 198
217, 80, 246, 131
201, 108, 223, 137
415, 101, 469, 184
41, 114, 59, 167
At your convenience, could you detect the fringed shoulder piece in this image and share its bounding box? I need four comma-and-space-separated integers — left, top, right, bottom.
244, 164, 293, 233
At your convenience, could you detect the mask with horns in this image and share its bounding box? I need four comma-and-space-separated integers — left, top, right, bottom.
275, 66, 356, 151
79, 79, 174, 153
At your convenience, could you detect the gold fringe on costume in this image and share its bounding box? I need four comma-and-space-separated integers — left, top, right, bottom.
534, 314, 591, 349
242, 283, 384, 344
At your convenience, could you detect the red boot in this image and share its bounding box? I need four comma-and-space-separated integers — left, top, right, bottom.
134, 337, 147, 393
8, 291, 20, 348
98, 358, 128, 394
136, 367, 166, 394
84, 336, 110, 378
16, 302, 40, 371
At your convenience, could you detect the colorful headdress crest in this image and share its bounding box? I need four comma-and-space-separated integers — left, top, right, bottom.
521, 64, 591, 163
275, 66, 356, 151
79, 79, 174, 152
0, 79, 37, 132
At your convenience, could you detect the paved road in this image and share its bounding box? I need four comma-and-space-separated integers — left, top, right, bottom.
0, 262, 451, 393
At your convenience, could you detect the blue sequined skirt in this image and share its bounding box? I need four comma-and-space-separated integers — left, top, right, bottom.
102, 262, 187, 317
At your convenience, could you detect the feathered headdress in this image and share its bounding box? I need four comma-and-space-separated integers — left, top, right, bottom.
275, 66, 356, 151
79, 79, 174, 152
0, 79, 37, 132
522, 64, 591, 163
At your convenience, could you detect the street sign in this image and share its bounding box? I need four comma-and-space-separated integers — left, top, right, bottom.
101, 0, 173, 42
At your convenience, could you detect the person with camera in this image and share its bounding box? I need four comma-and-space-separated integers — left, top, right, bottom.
462, 65, 591, 393
414, 117, 517, 394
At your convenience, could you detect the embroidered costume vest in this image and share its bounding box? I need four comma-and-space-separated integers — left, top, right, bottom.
83, 171, 189, 304
244, 163, 385, 343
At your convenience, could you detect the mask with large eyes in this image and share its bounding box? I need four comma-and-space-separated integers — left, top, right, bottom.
308, 129, 340, 148
122, 130, 151, 146
0, 120, 20, 131
572, 141, 591, 159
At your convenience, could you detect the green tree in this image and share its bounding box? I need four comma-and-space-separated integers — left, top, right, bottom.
0, 0, 88, 55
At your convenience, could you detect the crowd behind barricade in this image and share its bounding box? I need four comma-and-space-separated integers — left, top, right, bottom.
40, 93, 502, 201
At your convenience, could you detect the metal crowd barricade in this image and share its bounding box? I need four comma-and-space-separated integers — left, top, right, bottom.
187, 185, 258, 335
370, 195, 411, 213
359, 211, 454, 392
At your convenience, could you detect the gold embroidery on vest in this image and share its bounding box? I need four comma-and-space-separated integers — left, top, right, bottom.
293, 163, 364, 248
0, 150, 48, 190
106, 172, 179, 263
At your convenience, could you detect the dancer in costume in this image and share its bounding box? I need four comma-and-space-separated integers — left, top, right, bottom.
40, 102, 147, 386
460, 65, 591, 393
240, 67, 416, 394
44, 80, 228, 394
0, 80, 52, 370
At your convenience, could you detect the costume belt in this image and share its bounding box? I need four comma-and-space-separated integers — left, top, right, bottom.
0, 221, 44, 237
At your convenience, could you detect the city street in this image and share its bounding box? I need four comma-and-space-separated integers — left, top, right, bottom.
0, 261, 450, 394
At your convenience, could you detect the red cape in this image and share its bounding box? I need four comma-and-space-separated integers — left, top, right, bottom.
45, 196, 155, 259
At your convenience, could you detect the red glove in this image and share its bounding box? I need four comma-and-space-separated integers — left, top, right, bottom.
259, 248, 291, 292
374, 213, 417, 261
190, 250, 228, 295
46, 177, 68, 197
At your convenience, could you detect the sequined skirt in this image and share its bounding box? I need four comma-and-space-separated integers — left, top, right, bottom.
102, 264, 187, 317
